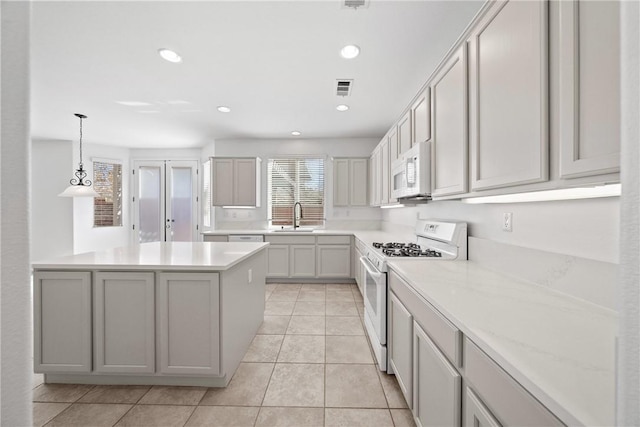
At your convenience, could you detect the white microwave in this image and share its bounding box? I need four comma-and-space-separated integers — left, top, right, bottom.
391, 140, 431, 200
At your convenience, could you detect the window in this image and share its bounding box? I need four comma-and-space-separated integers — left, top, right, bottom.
93, 161, 122, 227
268, 157, 325, 227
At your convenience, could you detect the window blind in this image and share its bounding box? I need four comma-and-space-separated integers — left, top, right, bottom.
268, 157, 325, 226
93, 161, 122, 227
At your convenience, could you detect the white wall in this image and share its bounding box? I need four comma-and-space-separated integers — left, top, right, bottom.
72, 143, 131, 254
383, 197, 620, 264
31, 139, 74, 261
617, 0, 640, 423
0, 2, 32, 425
213, 137, 382, 229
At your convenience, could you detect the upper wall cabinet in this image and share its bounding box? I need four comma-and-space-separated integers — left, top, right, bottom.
333, 158, 369, 207
468, 0, 549, 191
370, 146, 381, 207
211, 157, 261, 207
430, 46, 468, 197
559, 0, 620, 178
398, 111, 412, 157
411, 88, 431, 147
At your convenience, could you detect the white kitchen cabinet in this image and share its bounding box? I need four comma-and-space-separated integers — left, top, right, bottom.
468, 0, 549, 191
430, 46, 468, 197
290, 245, 316, 278
412, 88, 431, 146
34, 271, 92, 373
381, 138, 390, 205
389, 292, 413, 409
398, 111, 411, 156
413, 321, 462, 427
203, 235, 228, 242
267, 244, 289, 278
211, 157, 261, 207
158, 272, 220, 375
94, 272, 155, 374
370, 147, 381, 207
317, 245, 351, 278
464, 387, 502, 427
333, 158, 369, 207
559, 0, 620, 178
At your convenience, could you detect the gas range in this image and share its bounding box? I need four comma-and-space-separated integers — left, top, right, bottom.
364, 220, 467, 272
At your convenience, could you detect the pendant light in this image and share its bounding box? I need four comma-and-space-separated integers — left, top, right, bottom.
58, 113, 99, 197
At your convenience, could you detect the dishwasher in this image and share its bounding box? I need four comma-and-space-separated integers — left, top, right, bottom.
228, 235, 264, 243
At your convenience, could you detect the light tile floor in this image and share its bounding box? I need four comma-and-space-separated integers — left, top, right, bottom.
32, 283, 415, 427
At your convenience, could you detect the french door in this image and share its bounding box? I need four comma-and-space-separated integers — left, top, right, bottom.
132, 160, 199, 243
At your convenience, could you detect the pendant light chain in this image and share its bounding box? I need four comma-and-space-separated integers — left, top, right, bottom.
78, 114, 84, 167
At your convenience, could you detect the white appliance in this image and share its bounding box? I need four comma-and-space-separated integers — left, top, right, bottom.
391, 140, 431, 201
360, 220, 467, 371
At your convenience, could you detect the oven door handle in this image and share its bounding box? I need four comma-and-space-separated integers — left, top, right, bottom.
360, 256, 383, 280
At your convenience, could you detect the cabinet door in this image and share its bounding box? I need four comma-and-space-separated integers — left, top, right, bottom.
389, 292, 413, 409
413, 321, 461, 427
333, 158, 350, 206
290, 245, 316, 278
212, 158, 234, 206
349, 158, 369, 207
464, 387, 502, 427
233, 158, 257, 206
412, 88, 431, 145
387, 127, 399, 164
559, 0, 620, 178
398, 112, 411, 155
34, 271, 92, 373
158, 272, 220, 375
371, 149, 381, 207
267, 245, 290, 278
469, 0, 549, 190
381, 140, 390, 205
94, 272, 155, 374
431, 46, 469, 197
317, 245, 351, 278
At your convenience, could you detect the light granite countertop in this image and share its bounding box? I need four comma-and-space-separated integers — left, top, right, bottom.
387, 259, 617, 427
32, 242, 269, 271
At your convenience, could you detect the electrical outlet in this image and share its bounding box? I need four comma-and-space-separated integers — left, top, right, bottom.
248, 269, 252, 283
503, 212, 513, 232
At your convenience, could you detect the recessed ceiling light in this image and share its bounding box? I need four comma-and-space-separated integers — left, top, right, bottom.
217, 106, 231, 113
158, 48, 182, 63
116, 101, 152, 107
291, 131, 301, 136
340, 45, 360, 59
336, 104, 350, 112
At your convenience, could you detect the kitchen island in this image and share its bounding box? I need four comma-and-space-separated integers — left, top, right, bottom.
32, 241, 268, 387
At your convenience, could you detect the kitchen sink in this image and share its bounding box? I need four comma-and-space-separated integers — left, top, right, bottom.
272, 228, 316, 232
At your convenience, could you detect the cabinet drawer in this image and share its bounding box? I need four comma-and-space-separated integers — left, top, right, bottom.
317, 235, 351, 245
464, 338, 564, 426
389, 270, 461, 367
203, 235, 228, 242
265, 235, 316, 245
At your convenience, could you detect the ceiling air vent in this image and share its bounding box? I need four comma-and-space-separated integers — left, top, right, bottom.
342, 0, 368, 10
336, 79, 353, 97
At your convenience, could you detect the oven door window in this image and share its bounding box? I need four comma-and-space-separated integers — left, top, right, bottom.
365, 269, 378, 317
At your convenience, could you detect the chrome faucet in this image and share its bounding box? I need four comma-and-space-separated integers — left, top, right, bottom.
293, 202, 303, 229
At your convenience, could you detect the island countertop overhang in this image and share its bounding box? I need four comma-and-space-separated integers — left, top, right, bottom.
32, 242, 270, 271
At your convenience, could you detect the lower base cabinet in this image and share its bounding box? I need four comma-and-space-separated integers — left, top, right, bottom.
465, 386, 502, 427
34, 271, 92, 373
267, 245, 289, 277
158, 273, 220, 375
389, 292, 413, 408
94, 272, 155, 374
290, 245, 316, 277
317, 245, 351, 278
413, 321, 462, 427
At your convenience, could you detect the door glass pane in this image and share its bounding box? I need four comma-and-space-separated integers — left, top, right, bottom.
169, 167, 193, 241
138, 166, 162, 243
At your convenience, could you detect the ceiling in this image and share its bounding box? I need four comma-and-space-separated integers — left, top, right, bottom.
31, 0, 483, 149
